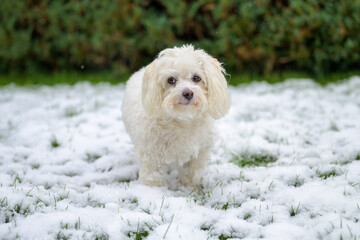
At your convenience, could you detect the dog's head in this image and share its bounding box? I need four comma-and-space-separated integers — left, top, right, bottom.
142, 45, 230, 120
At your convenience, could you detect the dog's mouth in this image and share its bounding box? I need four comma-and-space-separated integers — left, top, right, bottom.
178, 97, 196, 106
178, 100, 197, 106
178, 101, 191, 105
174, 99, 200, 111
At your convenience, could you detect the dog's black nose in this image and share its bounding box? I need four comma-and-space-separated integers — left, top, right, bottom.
182, 89, 194, 100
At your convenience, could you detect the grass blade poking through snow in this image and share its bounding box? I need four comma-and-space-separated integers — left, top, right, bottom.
163, 214, 174, 239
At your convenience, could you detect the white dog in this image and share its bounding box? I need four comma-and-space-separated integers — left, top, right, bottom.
122, 45, 230, 187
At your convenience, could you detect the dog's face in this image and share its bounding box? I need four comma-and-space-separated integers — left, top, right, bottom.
142, 45, 230, 120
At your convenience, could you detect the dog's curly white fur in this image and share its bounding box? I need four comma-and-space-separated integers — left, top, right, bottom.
122, 45, 230, 187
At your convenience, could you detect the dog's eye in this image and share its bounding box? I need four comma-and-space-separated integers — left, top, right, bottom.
192, 75, 201, 83
167, 77, 177, 85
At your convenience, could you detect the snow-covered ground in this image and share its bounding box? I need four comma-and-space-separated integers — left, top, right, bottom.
0, 77, 360, 240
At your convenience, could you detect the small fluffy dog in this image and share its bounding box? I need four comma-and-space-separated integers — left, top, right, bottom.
122, 45, 230, 187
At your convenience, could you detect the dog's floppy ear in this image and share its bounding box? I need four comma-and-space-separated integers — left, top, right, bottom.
200, 52, 231, 119
142, 61, 163, 115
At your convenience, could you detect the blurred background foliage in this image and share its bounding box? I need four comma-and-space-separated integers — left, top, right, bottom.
1, 0, 360, 80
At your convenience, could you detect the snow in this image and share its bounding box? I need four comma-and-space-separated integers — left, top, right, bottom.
1, 77, 360, 240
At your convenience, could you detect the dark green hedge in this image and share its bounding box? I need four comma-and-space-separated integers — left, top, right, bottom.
1, 0, 360, 75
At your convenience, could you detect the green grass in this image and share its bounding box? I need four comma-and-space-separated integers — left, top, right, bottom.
0, 71, 359, 86
230, 153, 277, 168
290, 175, 304, 188
316, 169, 341, 180
50, 136, 61, 149
228, 71, 360, 86
127, 231, 149, 240
84, 153, 102, 163
222, 202, 229, 210
290, 203, 301, 217
219, 235, 230, 240
0, 71, 129, 86
243, 212, 252, 220
1, 199, 31, 224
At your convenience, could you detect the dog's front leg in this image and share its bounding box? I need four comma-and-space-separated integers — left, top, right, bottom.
180, 147, 210, 186
138, 152, 166, 186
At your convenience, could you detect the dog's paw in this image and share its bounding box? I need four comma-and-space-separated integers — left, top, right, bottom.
139, 171, 166, 187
